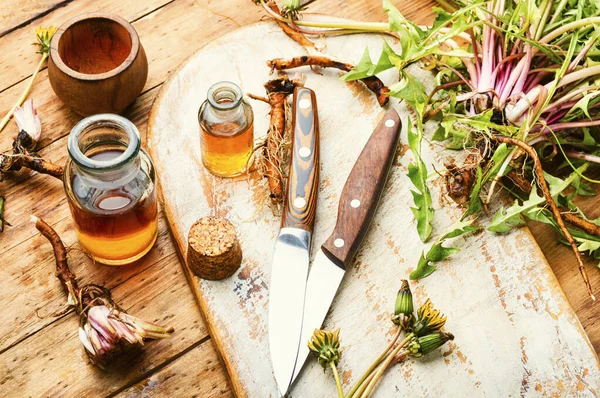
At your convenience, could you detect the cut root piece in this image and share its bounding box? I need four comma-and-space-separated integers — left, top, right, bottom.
267, 56, 390, 106
250, 76, 302, 206
490, 135, 595, 300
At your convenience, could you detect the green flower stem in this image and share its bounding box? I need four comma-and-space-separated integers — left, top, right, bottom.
359, 333, 414, 398
0, 53, 48, 134
352, 366, 379, 398
345, 326, 403, 398
540, 16, 600, 44
330, 362, 344, 398
259, 0, 389, 32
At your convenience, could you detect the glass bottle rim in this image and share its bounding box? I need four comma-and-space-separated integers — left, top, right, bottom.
68, 113, 141, 171
207, 81, 243, 111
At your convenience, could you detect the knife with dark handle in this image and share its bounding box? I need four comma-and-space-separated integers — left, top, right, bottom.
280, 88, 320, 231
269, 87, 319, 397
290, 108, 402, 385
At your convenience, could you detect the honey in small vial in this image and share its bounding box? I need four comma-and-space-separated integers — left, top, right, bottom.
64, 115, 158, 266
199, 81, 254, 177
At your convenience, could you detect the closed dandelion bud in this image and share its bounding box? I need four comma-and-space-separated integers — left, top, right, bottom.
413, 299, 446, 336
394, 280, 414, 317
281, 0, 317, 18
308, 328, 341, 369
410, 332, 454, 357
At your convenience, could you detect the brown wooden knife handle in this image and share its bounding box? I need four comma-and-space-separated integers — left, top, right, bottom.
321, 108, 401, 269
281, 87, 320, 231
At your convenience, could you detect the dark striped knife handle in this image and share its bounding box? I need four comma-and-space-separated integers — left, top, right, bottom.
281, 87, 320, 231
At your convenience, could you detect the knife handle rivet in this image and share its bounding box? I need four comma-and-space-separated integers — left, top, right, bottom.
385, 119, 396, 128
299, 147, 312, 158
294, 196, 307, 209
334, 238, 345, 248
350, 199, 361, 208
299, 98, 311, 109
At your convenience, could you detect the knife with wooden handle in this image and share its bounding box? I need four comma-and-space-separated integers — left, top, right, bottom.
290, 108, 402, 385
268, 87, 319, 397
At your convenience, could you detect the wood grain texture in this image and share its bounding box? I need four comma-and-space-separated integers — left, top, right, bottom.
282, 87, 320, 231
2, 0, 600, 397
322, 108, 401, 269
148, 22, 600, 397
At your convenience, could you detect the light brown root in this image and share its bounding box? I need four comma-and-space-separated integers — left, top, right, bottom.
267, 55, 390, 106
253, 76, 301, 205
267, 0, 316, 51
491, 135, 595, 300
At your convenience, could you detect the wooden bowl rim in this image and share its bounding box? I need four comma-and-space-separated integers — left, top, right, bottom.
49, 12, 141, 81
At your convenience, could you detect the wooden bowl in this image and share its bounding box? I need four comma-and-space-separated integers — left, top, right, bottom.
48, 13, 148, 116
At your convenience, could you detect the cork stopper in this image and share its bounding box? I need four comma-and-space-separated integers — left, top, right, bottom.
187, 216, 242, 280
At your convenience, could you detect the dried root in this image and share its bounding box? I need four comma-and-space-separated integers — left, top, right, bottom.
0, 130, 63, 180
490, 135, 595, 300
32, 216, 174, 367
267, 0, 316, 51
267, 55, 390, 106
252, 76, 302, 205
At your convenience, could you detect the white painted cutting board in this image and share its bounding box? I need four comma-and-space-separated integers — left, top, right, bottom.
147, 21, 600, 397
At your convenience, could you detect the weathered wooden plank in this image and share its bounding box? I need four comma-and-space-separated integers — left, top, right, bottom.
148, 22, 600, 396
0, 0, 66, 38
114, 340, 232, 398
0, 252, 217, 397
0, 0, 173, 89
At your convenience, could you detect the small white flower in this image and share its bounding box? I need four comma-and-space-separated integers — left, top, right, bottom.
13, 99, 41, 143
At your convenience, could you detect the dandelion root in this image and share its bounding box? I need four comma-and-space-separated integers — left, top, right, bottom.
490, 135, 595, 300
267, 55, 390, 106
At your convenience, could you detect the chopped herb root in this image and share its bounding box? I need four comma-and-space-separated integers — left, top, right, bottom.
267, 56, 390, 106
490, 135, 595, 300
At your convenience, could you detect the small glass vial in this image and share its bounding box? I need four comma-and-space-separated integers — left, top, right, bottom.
64, 114, 158, 266
198, 81, 254, 177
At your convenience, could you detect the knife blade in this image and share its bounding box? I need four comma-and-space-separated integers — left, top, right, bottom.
290, 108, 402, 385
268, 87, 320, 396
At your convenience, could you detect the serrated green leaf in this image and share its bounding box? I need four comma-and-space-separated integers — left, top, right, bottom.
389, 72, 428, 114
488, 186, 544, 233
410, 219, 481, 280
463, 167, 483, 218
406, 122, 434, 242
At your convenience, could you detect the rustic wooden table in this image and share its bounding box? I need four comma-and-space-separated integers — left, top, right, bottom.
1, 1, 598, 397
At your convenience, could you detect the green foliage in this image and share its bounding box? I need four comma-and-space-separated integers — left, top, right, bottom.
406, 122, 434, 242
410, 219, 481, 279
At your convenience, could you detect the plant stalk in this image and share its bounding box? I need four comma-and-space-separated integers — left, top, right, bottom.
359, 333, 414, 398
331, 362, 345, 398
346, 326, 403, 398
0, 54, 48, 134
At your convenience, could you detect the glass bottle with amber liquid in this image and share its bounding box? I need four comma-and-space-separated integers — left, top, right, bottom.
199, 81, 254, 177
64, 114, 158, 266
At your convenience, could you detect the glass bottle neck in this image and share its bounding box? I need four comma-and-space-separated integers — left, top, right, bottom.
68, 114, 141, 185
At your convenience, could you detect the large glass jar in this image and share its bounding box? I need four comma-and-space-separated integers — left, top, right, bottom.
64, 114, 158, 266
198, 81, 254, 177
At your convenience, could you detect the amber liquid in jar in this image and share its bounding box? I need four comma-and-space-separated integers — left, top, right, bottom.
68, 150, 158, 265
200, 120, 254, 177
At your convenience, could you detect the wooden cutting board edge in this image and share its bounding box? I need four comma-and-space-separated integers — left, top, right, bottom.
145, 20, 599, 397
